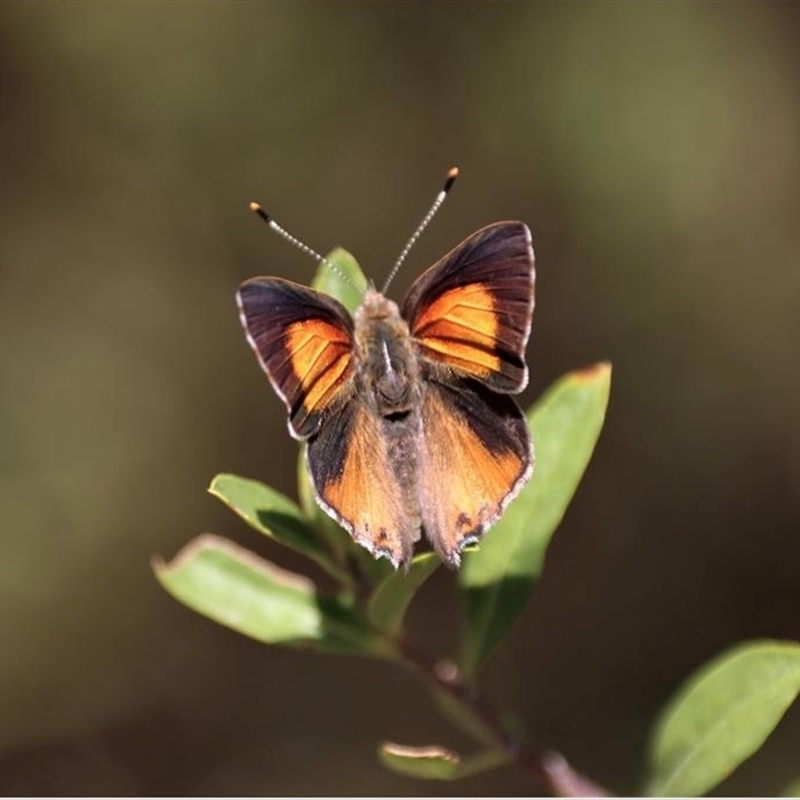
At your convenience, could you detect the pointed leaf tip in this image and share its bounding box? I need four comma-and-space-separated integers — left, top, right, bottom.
312, 247, 368, 313
573, 361, 612, 386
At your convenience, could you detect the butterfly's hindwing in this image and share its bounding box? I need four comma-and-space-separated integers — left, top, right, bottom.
418, 376, 532, 566
306, 397, 420, 568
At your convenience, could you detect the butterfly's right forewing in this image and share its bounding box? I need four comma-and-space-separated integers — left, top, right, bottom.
236, 278, 355, 439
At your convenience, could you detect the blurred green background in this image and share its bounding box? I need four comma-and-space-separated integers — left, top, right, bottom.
1, 2, 799, 795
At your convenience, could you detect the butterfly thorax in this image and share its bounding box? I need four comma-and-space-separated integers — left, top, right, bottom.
353, 289, 422, 418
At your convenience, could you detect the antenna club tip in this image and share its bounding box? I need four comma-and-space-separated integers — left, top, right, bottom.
249, 202, 271, 223
444, 166, 459, 192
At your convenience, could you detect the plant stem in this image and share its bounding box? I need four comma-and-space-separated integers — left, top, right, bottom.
395, 635, 610, 797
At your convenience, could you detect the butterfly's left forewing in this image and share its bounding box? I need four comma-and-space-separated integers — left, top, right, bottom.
236, 278, 355, 439
403, 221, 535, 393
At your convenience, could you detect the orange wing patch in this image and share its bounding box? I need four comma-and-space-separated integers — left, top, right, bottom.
418, 382, 531, 567
309, 402, 419, 568
286, 318, 352, 416
412, 284, 501, 379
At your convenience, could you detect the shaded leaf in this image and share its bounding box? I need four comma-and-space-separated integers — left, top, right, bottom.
432, 683, 530, 754
459, 363, 612, 678
379, 742, 508, 781
296, 444, 318, 522
432, 687, 498, 748
368, 552, 440, 634
209, 473, 345, 581
154, 534, 393, 657
311, 246, 368, 314
646, 640, 800, 797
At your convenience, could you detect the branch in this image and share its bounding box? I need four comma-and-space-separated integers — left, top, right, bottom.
396, 636, 610, 797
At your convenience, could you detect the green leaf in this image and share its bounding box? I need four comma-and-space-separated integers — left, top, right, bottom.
459, 363, 612, 679
432, 687, 498, 748
296, 444, 318, 521
379, 742, 508, 780
311, 247, 368, 314
154, 534, 394, 657
646, 640, 800, 797
368, 552, 440, 634
209, 473, 346, 581
781, 777, 800, 797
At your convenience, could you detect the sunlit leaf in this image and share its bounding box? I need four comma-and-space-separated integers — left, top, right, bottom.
209, 473, 346, 581
459, 363, 612, 679
646, 640, 800, 797
312, 246, 368, 313
379, 742, 508, 780
154, 534, 394, 657
368, 552, 440, 634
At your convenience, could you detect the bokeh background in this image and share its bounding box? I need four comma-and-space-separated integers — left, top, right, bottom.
1, 2, 800, 795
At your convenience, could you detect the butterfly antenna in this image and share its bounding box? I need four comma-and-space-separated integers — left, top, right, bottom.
249, 202, 358, 291
382, 166, 459, 294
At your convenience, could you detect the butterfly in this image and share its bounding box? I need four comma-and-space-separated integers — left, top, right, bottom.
236, 169, 535, 569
